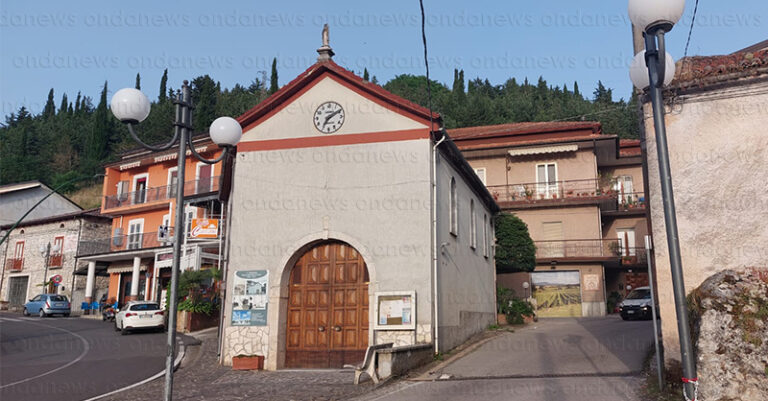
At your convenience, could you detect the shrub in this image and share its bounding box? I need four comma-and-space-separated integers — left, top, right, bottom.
494, 213, 536, 273
497, 286, 535, 324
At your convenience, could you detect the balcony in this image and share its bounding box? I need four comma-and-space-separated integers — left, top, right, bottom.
5, 258, 23, 272
49, 253, 63, 267
487, 179, 615, 209
600, 191, 647, 216
103, 176, 220, 212
534, 239, 621, 262
77, 231, 171, 257
618, 247, 649, 266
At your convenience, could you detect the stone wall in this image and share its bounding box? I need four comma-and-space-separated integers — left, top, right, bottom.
689, 268, 768, 400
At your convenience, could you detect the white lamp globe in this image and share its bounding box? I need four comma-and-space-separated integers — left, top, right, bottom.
522, 282, 530, 289
628, 0, 685, 32
110, 88, 151, 123
629, 50, 676, 89
209, 117, 242, 147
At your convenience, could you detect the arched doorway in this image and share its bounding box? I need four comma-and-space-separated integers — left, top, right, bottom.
285, 241, 369, 368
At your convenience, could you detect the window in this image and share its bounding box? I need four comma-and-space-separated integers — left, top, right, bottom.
470, 200, 477, 249
196, 163, 213, 194
130, 303, 160, 311
616, 229, 636, 256
184, 207, 197, 237
132, 174, 149, 204
536, 163, 558, 199
127, 219, 144, 250
473, 168, 487, 185
167, 168, 179, 198
614, 175, 634, 204
116, 181, 129, 201
541, 221, 564, 257
483, 214, 489, 258
14, 241, 24, 259
50, 236, 64, 267
449, 177, 458, 236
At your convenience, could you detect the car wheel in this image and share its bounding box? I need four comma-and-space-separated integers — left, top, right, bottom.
114, 321, 120, 332
64, 313, 70, 317
120, 326, 128, 336
38, 309, 46, 318
22, 308, 29, 316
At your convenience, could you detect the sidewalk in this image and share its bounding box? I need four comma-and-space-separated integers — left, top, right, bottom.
101, 328, 375, 401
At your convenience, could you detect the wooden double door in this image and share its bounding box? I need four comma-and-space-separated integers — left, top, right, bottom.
285, 241, 369, 368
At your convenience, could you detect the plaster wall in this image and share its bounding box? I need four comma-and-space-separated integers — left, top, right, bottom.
513, 206, 602, 241
643, 81, 768, 363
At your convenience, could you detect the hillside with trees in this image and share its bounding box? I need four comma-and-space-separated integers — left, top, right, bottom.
0, 61, 638, 197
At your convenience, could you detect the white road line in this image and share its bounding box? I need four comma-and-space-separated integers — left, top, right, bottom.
0, 317, 21, 322
0, 319, 90, 389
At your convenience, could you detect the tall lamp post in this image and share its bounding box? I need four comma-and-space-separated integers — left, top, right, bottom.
40, 242, 61, 291
627, 1, 698, 400
110, 81, 241, 401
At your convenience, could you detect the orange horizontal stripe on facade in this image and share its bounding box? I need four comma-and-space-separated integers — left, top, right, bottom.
237, 129, 430, 152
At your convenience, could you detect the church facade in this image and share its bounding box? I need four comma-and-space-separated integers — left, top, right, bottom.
220, 42, 499, 369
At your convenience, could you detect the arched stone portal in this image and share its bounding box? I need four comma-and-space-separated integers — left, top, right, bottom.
284, 241, 369, 368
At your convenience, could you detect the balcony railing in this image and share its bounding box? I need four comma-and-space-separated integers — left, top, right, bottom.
49, 253, 63, 267
5, 258, 23, 272
534, 239, 621, 260
605, 191, 646, 212
618, 247, 649, 265
77, 231, 171, 257
103, 176, 220, 210
487, 179, 613, 203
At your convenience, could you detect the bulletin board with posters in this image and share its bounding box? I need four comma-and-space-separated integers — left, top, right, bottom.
373, 291, 415, 330
230, 270, 269, 326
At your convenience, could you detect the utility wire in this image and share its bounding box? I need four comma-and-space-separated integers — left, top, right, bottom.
419, 0, 434, 132
682, 0, 700, 60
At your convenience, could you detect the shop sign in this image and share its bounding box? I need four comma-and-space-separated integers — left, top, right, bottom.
189, 218, 219, 239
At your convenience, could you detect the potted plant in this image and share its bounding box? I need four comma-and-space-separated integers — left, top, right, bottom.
232, 354, 264, 370
524, 187, 534, 201
496, 286, 514, 325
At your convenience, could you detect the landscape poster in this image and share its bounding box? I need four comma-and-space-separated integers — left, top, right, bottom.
531, 271, 582, 317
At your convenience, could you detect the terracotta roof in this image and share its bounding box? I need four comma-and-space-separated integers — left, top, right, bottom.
619, 139, 642, 157
448, 121, 603, 151
1, 208, 109, 230
237, 59, 440, 131
672, 47, 768, 89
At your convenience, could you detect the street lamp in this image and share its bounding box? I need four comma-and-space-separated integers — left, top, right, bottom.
110, 81, 241, 401
628, 0, 698, 399
40, 242, 61, 292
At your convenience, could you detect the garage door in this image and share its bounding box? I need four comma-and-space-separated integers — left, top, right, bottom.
531, 271, 582, 317
8, 276, 29, 305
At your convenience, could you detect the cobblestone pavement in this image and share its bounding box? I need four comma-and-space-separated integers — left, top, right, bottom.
102, 330, 374, 401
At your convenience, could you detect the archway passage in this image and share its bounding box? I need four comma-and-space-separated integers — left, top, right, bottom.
285, 241, 370, 368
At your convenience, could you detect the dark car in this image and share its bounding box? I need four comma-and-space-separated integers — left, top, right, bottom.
24, 294, 71, 317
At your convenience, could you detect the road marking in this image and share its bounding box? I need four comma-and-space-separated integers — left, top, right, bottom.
0, 319, 90, 389
0, 317, 21, 322
362, 382, 424, 401
82, 338, 185, 401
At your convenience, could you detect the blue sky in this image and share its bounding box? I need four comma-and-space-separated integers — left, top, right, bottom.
1, 0, 766, 117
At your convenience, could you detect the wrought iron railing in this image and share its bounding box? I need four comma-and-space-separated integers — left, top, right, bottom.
5, 258, 23, 271
103, 176, 220, 210
534, 239, 621, 259
77, 230, 172, 256
618, 247, 649, 265
487, 179, 613, 203
49, 253, 63, 267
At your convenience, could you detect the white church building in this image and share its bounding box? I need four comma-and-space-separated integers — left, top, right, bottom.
221, 36, 499, 369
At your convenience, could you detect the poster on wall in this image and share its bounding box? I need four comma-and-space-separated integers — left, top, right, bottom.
373, 291, 415, 330
531, 271, 582, 318
231, 270, 268, 326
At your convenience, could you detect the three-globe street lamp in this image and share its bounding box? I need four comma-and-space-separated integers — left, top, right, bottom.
627, 0, 698, 399
110, 81, 241, 401
40, 241, 62, 291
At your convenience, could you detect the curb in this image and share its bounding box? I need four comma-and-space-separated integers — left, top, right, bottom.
82, 337, 186, 401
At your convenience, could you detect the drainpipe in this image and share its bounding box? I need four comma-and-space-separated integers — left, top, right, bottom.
431, 129, 447, 354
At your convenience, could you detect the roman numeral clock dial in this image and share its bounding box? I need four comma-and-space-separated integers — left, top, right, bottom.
313, 101, 345, 134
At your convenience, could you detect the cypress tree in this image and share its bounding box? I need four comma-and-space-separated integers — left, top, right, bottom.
87, 81, 111, 172
135, 73, 141, 90
363, 68, 369, 81
159, 69, 168, 102
573, 81, 580, 97
43, 89, 56, 119
59, 93, 68, 116
269, 58, 278, 94
74, 92, 82, 114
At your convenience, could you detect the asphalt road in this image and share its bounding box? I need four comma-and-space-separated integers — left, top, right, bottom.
360, 317, 654, 401
0, 312, 168, 401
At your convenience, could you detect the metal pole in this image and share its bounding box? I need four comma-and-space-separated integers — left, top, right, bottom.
164, 83, 189, 401
42, 243, 50, 291
645, 235, 664, 390
644, 29, 697, 400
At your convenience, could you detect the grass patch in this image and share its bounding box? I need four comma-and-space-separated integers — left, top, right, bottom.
67, 183, 103, 209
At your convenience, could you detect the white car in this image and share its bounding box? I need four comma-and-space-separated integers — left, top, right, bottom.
115, 301, 165, 335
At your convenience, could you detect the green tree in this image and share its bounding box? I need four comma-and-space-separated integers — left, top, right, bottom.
494, 213, 536, 273
58, 93, 68, 116
135, 73, 141, 90
269, 57, 278, 94
363, 68, 369, 81
159, 69, 168, 102
43, 89, 56, 119
190, 75, 218, 132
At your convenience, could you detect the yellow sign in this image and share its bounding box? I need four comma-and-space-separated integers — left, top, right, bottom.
189, 218, 219, 239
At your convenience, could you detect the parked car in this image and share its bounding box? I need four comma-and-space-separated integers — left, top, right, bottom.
618, 286, 658, 320
24, 294, 71, 317
115, 301, 165, 335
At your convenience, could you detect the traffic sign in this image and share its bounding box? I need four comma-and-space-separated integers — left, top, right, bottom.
51, 274, 63, 284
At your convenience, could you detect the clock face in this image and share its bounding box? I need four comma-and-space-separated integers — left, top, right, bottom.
313, 101, 345, 134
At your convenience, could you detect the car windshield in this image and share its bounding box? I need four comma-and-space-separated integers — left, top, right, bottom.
49, 295, 68, 302
626, 289, 651, 300
130, 303, 160, 311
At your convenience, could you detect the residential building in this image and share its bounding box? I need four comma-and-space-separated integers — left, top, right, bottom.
0, 209, 111, 311
451, 122, 650, 317
0, 181, 82, 226
642, 43, 768, 364
75, 136, 233, 307
221, 41, 499, 370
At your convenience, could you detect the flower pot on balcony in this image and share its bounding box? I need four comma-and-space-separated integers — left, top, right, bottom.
232, 355, 264, 371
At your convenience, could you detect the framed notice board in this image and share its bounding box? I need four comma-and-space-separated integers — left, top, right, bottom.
373, 291, 416, 330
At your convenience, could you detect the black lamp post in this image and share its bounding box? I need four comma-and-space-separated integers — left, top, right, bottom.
110, 81, 241, 401
628, 1, 698, 400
